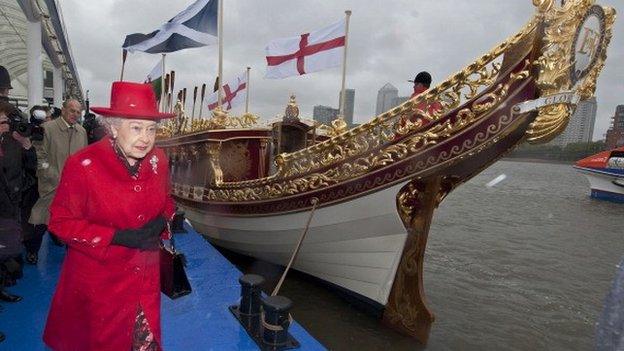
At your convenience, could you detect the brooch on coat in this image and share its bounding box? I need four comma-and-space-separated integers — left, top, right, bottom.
150, 155, 159, 174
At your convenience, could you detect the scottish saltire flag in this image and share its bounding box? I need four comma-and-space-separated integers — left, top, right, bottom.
206, 71, 247, 111
265, 19, 345, 79
145, 59, 163, 100
123, 0, 218, 54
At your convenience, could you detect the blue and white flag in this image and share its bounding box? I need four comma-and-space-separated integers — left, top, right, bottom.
123, 0, 218, 54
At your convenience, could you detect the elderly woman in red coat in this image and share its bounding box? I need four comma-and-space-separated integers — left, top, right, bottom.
43, 81, 176, 351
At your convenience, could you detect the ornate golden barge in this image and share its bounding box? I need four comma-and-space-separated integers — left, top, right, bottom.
157, 0, 615, 343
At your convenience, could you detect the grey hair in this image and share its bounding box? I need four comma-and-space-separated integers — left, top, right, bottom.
97, 116, 124, 135
62, 98, 82, 109
97, 117, 161, 136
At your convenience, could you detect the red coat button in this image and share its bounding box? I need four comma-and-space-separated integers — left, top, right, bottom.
134, 185, 142, 192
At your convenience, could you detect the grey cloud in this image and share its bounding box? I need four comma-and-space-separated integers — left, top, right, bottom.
62, 0, 622, 139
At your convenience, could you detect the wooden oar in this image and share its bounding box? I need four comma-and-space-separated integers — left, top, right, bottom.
167, 93, 172, 115
170, 71, 176, 113
198, 83, 206, 119
191, 86, 198, 121
163, 73, 170, 112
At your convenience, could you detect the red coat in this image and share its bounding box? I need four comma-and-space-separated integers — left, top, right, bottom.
43, 137, 175, 351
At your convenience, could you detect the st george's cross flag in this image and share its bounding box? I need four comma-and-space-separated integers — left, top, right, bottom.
123, 0, 218, 54
206, 71, 247, 111
265, 19, 346, 79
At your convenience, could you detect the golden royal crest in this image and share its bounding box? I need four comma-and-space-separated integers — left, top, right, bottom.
571, 5, 607, 85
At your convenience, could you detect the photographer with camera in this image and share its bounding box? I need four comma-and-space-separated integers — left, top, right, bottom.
0, 66, 36, 344
1, 100, 36, 303
21, 106, 46, 264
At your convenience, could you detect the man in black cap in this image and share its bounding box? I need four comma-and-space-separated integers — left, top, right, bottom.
408, 71, 433, 99
396, 71, 441, 132
0, 65, 12, 103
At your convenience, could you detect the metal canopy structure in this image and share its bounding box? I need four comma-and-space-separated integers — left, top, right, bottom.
0, 0, 83, 106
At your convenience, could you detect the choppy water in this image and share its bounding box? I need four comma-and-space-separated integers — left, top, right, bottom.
219, 160, 623, 350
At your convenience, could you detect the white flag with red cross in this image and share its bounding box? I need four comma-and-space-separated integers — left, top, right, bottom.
206, 71, 247, 112
265, 19, 346, 79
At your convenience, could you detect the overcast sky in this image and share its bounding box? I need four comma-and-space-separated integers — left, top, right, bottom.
60, 0, 623, 140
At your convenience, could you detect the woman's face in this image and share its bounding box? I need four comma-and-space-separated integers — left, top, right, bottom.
111, 119, 158, 164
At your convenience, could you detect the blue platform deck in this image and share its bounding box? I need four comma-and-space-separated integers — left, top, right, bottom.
0, 226, 326, 350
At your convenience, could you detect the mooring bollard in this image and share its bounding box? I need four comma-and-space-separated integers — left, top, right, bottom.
170, 209, 187, 234
261, 295, 293, 348
239, 274, 265, 316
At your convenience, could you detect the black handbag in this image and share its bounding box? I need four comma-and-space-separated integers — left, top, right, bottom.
160, 237, 192, 299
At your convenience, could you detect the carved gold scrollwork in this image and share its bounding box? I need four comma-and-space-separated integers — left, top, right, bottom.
158, 103, 259, 136
176, 56, 528, 203
383, 175, 461, 343
276, 24, 536, 180
527, 0, 615, 144
206, 143, 223, 186
533, 0, 555, 14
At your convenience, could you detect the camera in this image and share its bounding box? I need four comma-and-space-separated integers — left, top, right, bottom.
1, 109, 43, 141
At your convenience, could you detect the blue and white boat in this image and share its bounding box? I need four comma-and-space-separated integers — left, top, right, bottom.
574, 147, 624, 203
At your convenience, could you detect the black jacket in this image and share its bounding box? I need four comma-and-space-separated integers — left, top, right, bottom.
0, 133, 36, 219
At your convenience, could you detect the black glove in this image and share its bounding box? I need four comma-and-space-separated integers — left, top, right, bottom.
111, 216, 167, 250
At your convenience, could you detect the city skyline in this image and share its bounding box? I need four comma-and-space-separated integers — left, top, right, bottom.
312, 104, 339, 126
339, 89, 355, 126
606, 105, 624, 149
549, 97, 597, 147
375, 83, 398, 116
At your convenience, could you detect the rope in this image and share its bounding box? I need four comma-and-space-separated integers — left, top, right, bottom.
261, 311, 294, 332
271, 197, 319, 297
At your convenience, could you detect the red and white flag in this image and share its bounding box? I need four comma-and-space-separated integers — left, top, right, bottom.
206, 71, 247, 111
265, 19, 345, 79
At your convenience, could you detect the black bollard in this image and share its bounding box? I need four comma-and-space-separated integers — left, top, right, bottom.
239, 274, 265, 316
230, 277, 299, 350
261, 296, 293, 349
170, 210, 187, 234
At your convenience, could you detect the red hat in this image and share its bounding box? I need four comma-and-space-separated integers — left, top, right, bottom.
91, 81, 175, 120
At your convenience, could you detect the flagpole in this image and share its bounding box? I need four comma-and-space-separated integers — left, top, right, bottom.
217, 0, 224, 108
160, 54, 166, 111
339, 10, 352, 120
245, 66, 250, 113
120, 50, 128, 81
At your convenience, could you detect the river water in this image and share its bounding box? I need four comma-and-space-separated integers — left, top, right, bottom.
217, 160, 623, 350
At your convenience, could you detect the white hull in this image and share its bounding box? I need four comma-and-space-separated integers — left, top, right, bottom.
575, 166, 624, 199
181, 181, 410, 306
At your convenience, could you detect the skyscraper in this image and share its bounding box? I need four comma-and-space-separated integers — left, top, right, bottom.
313, 105, 339, 125
549, 97, 597, 147
606, 105, 624, 149
375, 83, 398, 115
338, 89, 355, 126
392, 96, 410, 108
